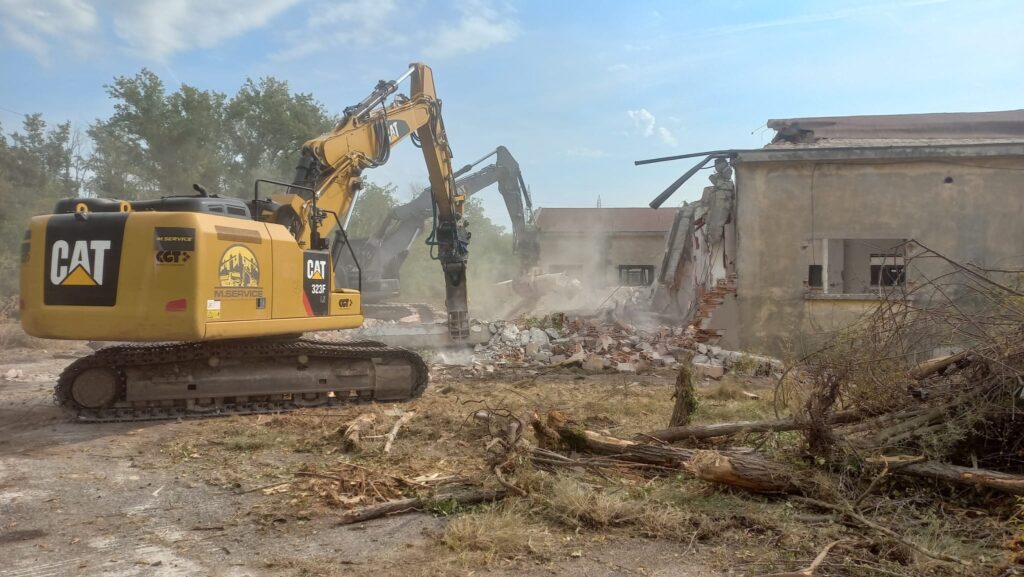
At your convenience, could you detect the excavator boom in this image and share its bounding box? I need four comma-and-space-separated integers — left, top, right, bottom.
272, 63, 469, 338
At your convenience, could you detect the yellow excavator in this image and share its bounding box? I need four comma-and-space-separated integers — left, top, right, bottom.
18, 63, 469, 421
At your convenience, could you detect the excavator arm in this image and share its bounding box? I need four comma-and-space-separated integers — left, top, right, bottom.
263, 63, 469, 338
451, 146, 538, 270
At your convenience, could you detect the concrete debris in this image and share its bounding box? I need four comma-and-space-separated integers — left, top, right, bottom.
693, 363, 724, 380
431, 314, 781, 378
4, 368, 24, 381
582, 355, 606, 373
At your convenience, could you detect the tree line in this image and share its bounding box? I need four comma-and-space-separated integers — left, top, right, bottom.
0, 70, 514, 301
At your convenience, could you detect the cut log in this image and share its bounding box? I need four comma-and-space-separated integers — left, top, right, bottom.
341, 413, 376, 452
642, 410, 862, 443
383, 411, 416, 455
534, 411, 801, 493
669, 353, 697, 427
909, 350, 968, 380
685, 450, 801, 494
336, 488, 508, 525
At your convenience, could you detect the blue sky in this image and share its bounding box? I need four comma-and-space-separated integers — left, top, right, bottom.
1, 0, 1022, 227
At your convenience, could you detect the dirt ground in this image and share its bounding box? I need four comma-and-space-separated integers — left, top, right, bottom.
1, 337, 1008, 577
0, 341, 734, 577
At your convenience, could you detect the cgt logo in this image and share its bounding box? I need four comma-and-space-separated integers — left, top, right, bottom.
156, 250, 191, 265
50, 240, 111, 286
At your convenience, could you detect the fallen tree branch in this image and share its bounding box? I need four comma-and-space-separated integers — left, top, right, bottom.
473, 409, 522, 448
751, 539, 847, 577
382, 411, 416, 455
341, 413, 376, 452
909, 350, 969, 380
492, 459, 528, 497
336, 488, 508, 525
886, 459, 1024, 495
535, 411, 802, 493
641, 410, 862, 443
790, 496, 968, 566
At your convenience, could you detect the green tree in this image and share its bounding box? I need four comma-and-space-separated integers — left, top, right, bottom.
87, 70, 335, 200
224, 77, 334, 191
0, 116, 79, 297
345, 181, 399, 239
88, 70, 229, 199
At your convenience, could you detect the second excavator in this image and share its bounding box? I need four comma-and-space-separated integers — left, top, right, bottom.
336, 145, 539, 315
19, 63, 468, 421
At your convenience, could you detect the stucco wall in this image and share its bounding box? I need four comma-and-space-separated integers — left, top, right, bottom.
734, 155, 1024, 355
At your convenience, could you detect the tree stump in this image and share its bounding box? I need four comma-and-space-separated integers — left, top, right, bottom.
669, 352, 697, 427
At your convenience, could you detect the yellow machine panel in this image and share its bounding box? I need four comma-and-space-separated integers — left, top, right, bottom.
20, 211, 363, 342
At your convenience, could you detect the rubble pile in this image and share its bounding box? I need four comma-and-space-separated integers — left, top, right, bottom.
455, 314, 780, 376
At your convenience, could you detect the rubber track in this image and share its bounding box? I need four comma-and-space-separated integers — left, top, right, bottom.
54, 338, 428, 423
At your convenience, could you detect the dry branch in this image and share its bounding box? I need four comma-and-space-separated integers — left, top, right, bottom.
341, 413, 376, 452
382, 411, 416, 455
336, 488, 508, 525
791, 496, 967, 566
750, 539, 846, 577
885, 460, 1024, 495
909, 350, 969, 380
473, 409, 522, 448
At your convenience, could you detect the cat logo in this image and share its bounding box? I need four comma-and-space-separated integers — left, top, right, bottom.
306, 258, 326, 280
44, 212, 126, 306
218, 245, 260, 287
387, 120, 410, 142
50, 240, 111, 286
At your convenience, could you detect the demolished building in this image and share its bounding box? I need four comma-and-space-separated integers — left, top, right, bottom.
535, 207, 677, 288
651, 109, 1024, 355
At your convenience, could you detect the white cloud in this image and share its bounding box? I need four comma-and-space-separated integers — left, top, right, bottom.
271, 0, 396, 62
110, 0, 300, 60
656, 126, 678, 147
0, 0, 98, 63
0, 0, 299, 62
424, 0, 518, 59
273, 0, 516, 63
566, 146, 608, 159
627, 108, 656, 137
607, 63, 629, 72
627, 108, 677, 147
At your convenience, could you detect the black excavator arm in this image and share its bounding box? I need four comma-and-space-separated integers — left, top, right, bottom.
336, 146, 538, 304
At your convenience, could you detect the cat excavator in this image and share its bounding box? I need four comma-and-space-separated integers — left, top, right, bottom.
19, 63, 468, 421
339, 145, 539, 314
